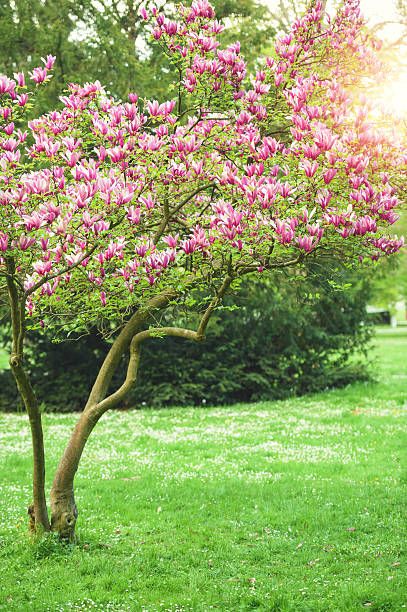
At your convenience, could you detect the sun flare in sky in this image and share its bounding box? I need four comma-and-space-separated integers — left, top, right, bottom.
359, 0, 407, 119
374, 64, 407, 119
266, 0, 407, 118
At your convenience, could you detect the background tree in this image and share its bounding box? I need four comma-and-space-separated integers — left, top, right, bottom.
135, 266, 373, 407
76, 0, 275, 100
0, 0, 275, 107
0, 0, 89, 112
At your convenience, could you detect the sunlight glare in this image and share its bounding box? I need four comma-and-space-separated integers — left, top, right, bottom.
374, 61, 407, 119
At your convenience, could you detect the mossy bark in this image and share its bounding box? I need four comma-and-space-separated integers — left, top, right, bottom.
50, 488, 78, 541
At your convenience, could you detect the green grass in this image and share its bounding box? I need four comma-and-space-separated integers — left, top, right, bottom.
0, 347, 8, 370
0, 332, 406, 611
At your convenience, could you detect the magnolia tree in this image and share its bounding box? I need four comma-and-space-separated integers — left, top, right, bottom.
0, 0, 405, 540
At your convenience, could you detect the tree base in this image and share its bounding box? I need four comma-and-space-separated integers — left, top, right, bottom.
50, 490, 78, 541
27, 503, 50, 534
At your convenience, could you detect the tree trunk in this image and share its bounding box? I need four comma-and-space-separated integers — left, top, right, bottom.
50, 290, 176, 539
10, 361, 50, 532
49, 487, 78, 541
48, 285, 229, 540
6, 258, 50, 533
50, 409, 98, 540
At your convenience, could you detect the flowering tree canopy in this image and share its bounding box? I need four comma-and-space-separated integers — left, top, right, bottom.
1, 0, 405, 327
1, 0, 405, 538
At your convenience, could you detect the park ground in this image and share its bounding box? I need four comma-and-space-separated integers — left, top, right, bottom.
0, 330, 406, 611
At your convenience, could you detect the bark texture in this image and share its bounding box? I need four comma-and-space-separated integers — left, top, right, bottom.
50, 408, 98, 540
50, 488, 78, 541
10, 361, 50, 532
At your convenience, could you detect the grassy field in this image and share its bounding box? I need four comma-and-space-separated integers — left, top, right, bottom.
0, 332, 406, 611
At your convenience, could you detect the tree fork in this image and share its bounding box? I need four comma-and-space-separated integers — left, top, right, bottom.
49, 279, 232, 539
49, 289, 177, 539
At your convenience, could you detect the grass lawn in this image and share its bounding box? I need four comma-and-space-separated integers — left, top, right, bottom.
0, 332, 406, 611
0, 348, 8, 370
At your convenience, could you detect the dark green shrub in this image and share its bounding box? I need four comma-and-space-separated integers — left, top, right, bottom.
0, 327, 105, 412
132, 272, 372, 407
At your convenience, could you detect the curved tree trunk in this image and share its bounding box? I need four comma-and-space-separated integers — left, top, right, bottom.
50, 409, 98, 540
49, 314, 146, 539
50, 290, 179, 539
49, 283, 229, 540
48, 295, 157, 539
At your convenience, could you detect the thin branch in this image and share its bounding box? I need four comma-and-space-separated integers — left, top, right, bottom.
84, 287, 178, 409
152, 196, 170, 243
170, 183, 217, 217
24, 243, 99, 298
237, 254, 304, 275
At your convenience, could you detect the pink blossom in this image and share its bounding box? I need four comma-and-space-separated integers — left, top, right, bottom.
297, 236, 317, 252
18, 236, 36, 251
274, 220, 295, 245
163, 234, 179, 248
0, 75, 16, 97
181, 238, 197, 254
301, 160, 319, 178
323, 169, 338, 184
0, 233, 9, 251
152, 27, 162, 40
33, 260, 53, 276
14, 71, 25, 87
353, 215, 377, 236
42, 55, 56, 70
29, 67, 48, 85
126, 206, 141, 224
163, 20, 178, 35
1, 107, 12, 120
17, 93, 29, 106
139, 7, 148, 20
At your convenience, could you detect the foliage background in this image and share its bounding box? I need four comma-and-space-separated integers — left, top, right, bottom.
0, 0, 275, 109
0, 265, 372, 411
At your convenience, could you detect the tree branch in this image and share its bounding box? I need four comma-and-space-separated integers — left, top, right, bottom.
170, 183, 217, 217
92, 274, 233, 416
85, 288, 178, 408
237, 254, 304, 275
24, 243, 99, 298
5, 257, 50, 531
